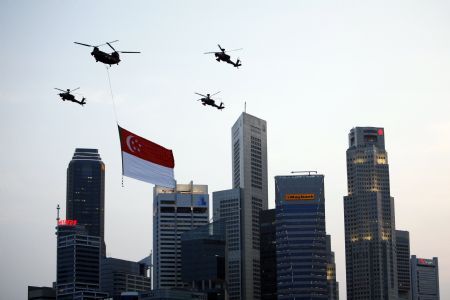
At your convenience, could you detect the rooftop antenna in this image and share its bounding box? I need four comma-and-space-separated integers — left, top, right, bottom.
244, 101, 246, 113
56, 204, 60, 224
291, 170, 318, 176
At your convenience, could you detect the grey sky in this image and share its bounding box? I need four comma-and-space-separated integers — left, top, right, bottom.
1, 1, 449, 299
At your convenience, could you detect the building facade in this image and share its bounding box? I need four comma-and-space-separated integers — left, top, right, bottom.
66, 148, 106, 256
411, 256, 440, 300
343, 127, 398, 299
396, 230, 411, 299
326, 235, 339, 300
212, 188, 243, 300
231, 112, 268, 300
153, 182, 209, 289
56, 224, 107, 300
28, 286, 56, 300
260, 209, 277, 300
275, 174, 328, 300
101, 257, 151, 299
181, 220, 226, 299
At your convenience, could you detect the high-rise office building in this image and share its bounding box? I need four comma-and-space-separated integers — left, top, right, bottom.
326, 235, 339, 300
213, 188, 243, 300
56, 223, 108, 300
153, 182, 209, 289
343, 127, 398, 299
181, 220, 226, 299
101, 257, 151, 300
66, 148, 106, 256
260, 209, 276, 300
231, 112, 268, 300
396, 230, 411, 299
275, 174, 328, 299
411, 256, 440, 300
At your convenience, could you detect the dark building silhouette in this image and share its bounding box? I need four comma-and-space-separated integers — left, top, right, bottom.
344, 127, 398, 299
56, 223, 108, 300
326, 235, 339, 300
411, 256, 440, 300
181, 220, 226, 300
66, 148, 106, 256
275, 174, 328, 299
28, 286, 56, 300
101, 257, 151, 300
212, 188, 244, 300
260, 209, 276, 300
396, 230, 411, 299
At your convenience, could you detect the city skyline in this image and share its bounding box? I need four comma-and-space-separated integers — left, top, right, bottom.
1, 1, 450, 299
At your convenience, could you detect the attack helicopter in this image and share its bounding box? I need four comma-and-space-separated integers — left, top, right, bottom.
204, 44, 242, 68
55, 88, 86, 106
195, 92, 225, 110
74, 40, 140, 66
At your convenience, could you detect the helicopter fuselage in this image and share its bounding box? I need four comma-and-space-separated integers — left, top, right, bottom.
215, 52, 231, 62
59, 92, 75, 101
200, 98, 215, 106
91, 48, 121, 65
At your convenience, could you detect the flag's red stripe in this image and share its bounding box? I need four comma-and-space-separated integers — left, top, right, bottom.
119, 126, 175, 168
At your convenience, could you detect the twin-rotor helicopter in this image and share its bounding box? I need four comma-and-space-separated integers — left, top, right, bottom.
74, 40, 140, 66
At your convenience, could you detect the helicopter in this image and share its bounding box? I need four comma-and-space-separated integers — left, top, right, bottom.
195, 92, 225, 110
55, 88, 86, 106
204, 44, 242, 68
74, 40, 140, 66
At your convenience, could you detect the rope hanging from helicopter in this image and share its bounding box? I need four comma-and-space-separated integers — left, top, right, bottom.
105, 65, 119, 124
104, 65, 124, 187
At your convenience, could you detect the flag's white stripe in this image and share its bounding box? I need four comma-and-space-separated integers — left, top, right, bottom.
122, 151, 175, 188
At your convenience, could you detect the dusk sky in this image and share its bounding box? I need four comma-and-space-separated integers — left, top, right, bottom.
1, 1, 450, 299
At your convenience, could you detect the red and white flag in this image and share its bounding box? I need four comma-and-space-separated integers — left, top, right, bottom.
118, 126, 175, 188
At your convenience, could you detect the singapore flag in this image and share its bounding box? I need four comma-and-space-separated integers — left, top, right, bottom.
118, 126, 175, 188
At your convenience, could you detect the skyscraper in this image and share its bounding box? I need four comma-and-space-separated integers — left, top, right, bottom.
410, 256, 440, 300
259, 209, 276, 300
56, 223, 108, 300
101, 257, 151, 299
231, 112, 268, 300
181, 220, 226, 299
396, 230, 411, 299
275, 174, 328, 300
343, 127, 398, 299
66, 148, 106, 256
326, 235, 339, 300
153, 182, 209, 289
213, 188, 243, 300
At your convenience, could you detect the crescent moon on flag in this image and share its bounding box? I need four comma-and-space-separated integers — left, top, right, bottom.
126, 135, 135, 153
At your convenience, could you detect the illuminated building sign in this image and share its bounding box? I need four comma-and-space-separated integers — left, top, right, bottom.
285, 193, 315, 201
58, 219, 78, 226
378, 129, 384, 136
418, 258, 434, 267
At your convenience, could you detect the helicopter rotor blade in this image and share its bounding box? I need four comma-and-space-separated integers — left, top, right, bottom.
95, 40, 119, 48
203, 51, 217, 54
218, 44, 224, 51
106, 42, 116, 51
195, 92, 207, 97
225, 48, 243, 53
118, 51, 141, 54
211, 91, 221, 97
71, 87, 80, 92
74, 42, 94, 47
54, 88, 66, 92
